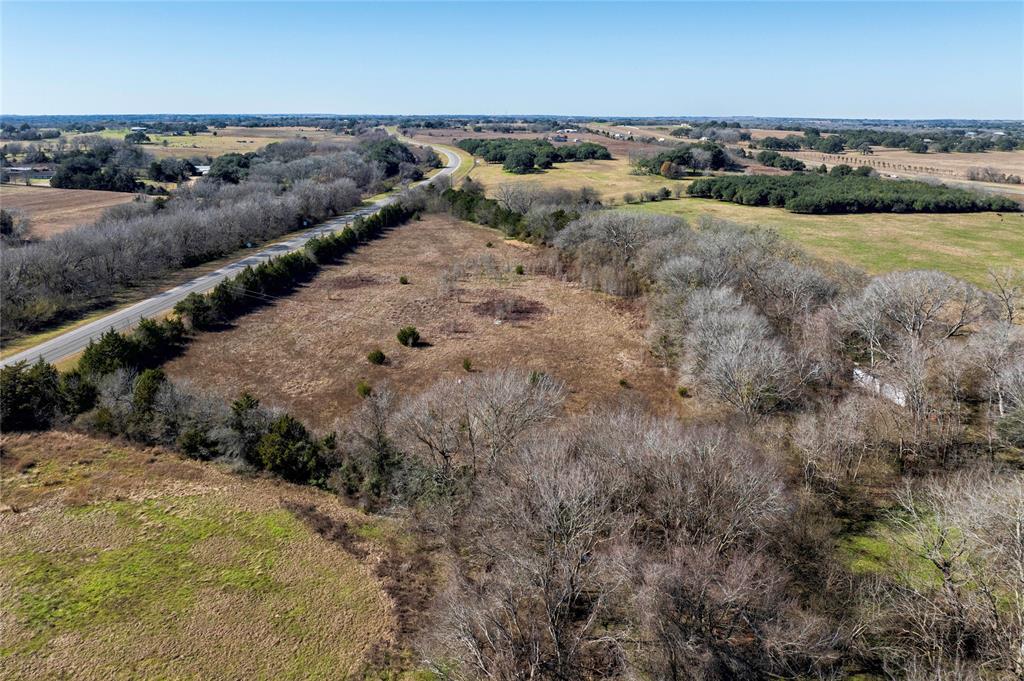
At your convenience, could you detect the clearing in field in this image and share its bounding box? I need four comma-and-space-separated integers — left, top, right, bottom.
635, 195, 1024, 286
0, 431, 395, 680
164, 215, 682, 429
0, 184, 140, 238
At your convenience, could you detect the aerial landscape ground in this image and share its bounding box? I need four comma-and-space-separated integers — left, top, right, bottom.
1, 1, 1023, 679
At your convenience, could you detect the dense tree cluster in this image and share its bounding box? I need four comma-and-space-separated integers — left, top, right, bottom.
49, 138, 149, 192
688, 173, 1021, 213
755, 149, 806, 171
631, 141, 735, 178
435, 179, 600, 241
457, 138, 611, 173
148, 157, 197, 182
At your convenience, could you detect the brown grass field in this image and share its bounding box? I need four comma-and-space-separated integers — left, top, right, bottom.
0, 184, 140, 238
0, 431, 397, 680
164, 215, 688, 429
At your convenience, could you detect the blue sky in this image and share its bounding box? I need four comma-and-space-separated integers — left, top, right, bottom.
2, 1, 1021, 118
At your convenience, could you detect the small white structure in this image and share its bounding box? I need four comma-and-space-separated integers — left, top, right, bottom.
853, 367, 907, 407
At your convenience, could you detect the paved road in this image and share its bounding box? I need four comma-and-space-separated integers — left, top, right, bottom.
1, 147, 460, 367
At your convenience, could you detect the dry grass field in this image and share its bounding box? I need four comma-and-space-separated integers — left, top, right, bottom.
469, 156, 686, 204
0, 184, 140, 238
0, 431, 396, 680
786, 147, 1024, 182
164, 215, 685, 429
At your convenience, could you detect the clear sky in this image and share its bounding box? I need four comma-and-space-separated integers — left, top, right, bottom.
1, 1, 1021, 119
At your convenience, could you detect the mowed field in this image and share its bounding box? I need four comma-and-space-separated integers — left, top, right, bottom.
0, 184, 139, 238
635, 195, 1024, 286
0, 431, 396, 680
164, 215, 684, 428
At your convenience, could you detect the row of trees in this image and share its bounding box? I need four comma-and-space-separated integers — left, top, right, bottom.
456, 138, 611, 174
756, 128, 1022, 154
687, 173, 1021, 213
2, 136, 428, 336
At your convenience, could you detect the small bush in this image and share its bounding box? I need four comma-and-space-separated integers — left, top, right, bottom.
367, 349, 386, 365
619, 378, 631, 388
677, 386, 690, 398
623, 192, 636, 204
462, 357, 473, 372
515, 264, 525, 275
658, 187, 671, 199
397, 326, 420, 347
399, 275, 410, 285
486, 241, 494, 248
357, 381, 372, 398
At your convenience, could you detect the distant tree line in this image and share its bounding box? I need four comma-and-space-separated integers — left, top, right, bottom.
754, 128, 1022, 154
687, 173, 1022, 213
457, 138, 611, 174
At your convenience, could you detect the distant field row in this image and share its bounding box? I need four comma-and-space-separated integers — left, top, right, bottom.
20, 125, 354, 160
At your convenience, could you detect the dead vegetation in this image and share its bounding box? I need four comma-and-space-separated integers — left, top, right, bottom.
164, 214, 683, 428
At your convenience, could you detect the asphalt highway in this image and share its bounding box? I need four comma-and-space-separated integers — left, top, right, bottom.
1, 146, 460, 367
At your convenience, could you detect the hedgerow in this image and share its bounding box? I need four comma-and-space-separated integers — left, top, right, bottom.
687, 174, 1021, 214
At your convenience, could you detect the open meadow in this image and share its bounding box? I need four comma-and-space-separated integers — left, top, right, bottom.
0, 431, 397, 680
0, 184, 141, 238
635, 194, 1024, 285
163, 215, 687, 428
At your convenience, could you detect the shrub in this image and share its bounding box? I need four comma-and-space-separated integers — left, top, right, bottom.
623, 192, 636, 204
367, 349, 386, 365
357, 381, 372, 398
399, 275, 410, 285
486, 241, 494, 248
463, 357, 473, 372
515, 264, 525, 275
619, 378, 631, 388
256, 413, 329, 483
0, 359, 60, 431
677, 386, 690, 398
397, 326, 420, 347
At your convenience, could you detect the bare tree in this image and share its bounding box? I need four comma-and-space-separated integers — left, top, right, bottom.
988, 267, 1023, 325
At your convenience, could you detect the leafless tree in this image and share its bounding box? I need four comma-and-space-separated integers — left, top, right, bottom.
988, 267, 1023, 325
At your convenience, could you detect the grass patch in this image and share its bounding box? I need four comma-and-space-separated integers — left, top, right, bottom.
0, 432, 393, 679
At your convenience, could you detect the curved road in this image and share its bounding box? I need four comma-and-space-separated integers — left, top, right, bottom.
1, 146, 461, 367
